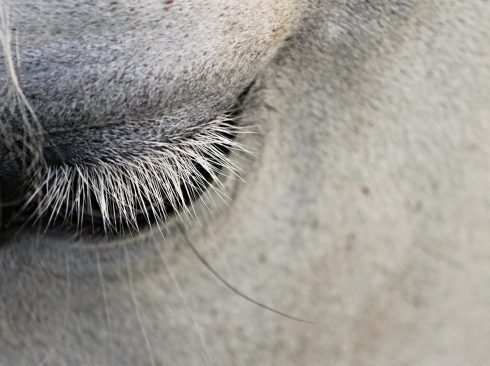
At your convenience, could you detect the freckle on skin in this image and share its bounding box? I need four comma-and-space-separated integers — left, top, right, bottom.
361, 186, 371, 196
408, 201, 423, 214
258, 253, 268, 263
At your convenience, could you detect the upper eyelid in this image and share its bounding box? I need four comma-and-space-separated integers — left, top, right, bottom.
16, 116, 249, 235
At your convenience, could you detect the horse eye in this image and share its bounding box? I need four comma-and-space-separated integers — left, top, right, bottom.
2, 113, 248, 238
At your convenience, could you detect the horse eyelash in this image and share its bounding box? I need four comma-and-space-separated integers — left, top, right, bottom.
22, 116, 252, 235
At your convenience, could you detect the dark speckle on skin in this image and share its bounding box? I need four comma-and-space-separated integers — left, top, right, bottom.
407, 201, 423, 214
345, 233, 356, 253
164, 0, 174, 11
271, 23, 287, 41
361, 186, 371, 196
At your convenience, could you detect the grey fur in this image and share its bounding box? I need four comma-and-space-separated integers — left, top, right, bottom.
0, 0, 490, 365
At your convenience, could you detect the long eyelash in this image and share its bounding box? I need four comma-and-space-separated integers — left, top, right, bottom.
22, 116, 252, 235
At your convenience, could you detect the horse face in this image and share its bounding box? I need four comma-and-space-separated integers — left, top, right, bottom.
1, 1, 490, 365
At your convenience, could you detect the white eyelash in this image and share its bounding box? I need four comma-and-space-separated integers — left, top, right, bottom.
23, 116, 251, 234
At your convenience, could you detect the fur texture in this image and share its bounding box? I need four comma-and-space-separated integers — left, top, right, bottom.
0, 1, 489, 365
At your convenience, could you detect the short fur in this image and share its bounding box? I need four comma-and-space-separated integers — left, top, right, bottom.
0, 1, 489, 365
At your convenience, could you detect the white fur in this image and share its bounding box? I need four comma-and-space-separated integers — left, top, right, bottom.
0, 1, 489, 365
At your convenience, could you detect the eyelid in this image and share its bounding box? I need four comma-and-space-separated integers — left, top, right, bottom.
19, 116, 250, 236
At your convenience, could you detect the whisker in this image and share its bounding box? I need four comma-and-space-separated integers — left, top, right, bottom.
179, 224, 315, 325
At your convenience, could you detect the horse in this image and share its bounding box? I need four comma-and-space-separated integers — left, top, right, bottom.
0, 0, 489, 364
